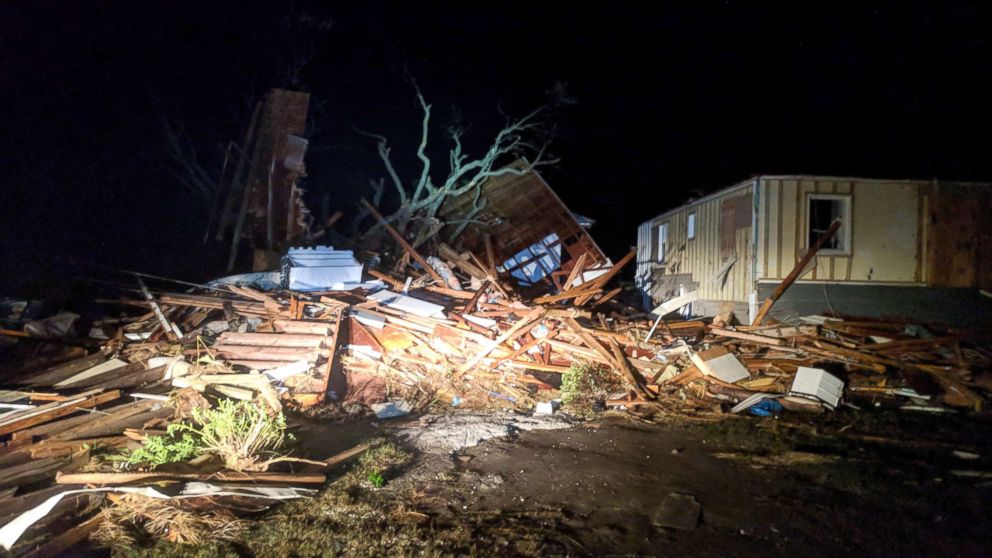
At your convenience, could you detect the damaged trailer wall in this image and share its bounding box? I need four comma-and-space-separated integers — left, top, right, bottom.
638, 180, 754, 317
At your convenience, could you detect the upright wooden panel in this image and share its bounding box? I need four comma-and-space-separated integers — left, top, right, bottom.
925, 182, 992, 289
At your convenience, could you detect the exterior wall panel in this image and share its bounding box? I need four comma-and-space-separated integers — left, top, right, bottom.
757, 177, 921, 284
641, 183, 753, 305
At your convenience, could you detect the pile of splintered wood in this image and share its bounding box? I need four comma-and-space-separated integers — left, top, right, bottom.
1, 228, 990, 554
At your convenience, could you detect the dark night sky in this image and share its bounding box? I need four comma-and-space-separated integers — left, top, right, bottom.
2, 1, 991, 290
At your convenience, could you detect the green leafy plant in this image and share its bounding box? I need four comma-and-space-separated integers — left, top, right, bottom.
367, 470, 385, 488
115, 399, 299, 471
113, 424, 203, 468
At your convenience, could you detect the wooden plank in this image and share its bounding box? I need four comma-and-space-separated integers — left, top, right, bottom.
533, 285, 602, 304
361, 198, 445, 284
366, 268, 407, 289
561, 253, 587, 291
752, 218, 842, 325
858, 336, 958, 352
562, 318, 617, 365
503, 360, 570, 373
22, 513, 103, 558
501, 336, 546, 362
0, 458, 63, 490
575, 250, 636, 306
52, 358, 129, 388
422, 285, 475, 300
90, 365, 167, 390
47, 404, 171, 442
708, 327, 786, 346
608, 338, 654, 400
0, 391, 121, 436
456, 307, 546, 376
18, 352, 107, 387
591, 287, 622, 306
56, 470, 326, 485
216, 332, 326, 348
31, 436, 130, 459
272, 320, 334, 335
211, 345, 326, 361
460, 280, 490, 313
438, 243, 489, 279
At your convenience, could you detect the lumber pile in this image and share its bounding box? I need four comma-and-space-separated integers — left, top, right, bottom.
1, 225, 990, 554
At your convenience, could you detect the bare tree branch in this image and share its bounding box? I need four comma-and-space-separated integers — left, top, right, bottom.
355, 129, 407, 205
357, 83, 560, 255
411, 80, 433, 203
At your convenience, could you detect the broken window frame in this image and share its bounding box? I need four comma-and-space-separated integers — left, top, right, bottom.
806, 194, 851, 255
687, 211, 696, 240
656, 222, 668, 263
499, 233, 563, 286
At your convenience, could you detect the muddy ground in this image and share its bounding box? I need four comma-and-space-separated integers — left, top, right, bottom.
93, 409, 992, 557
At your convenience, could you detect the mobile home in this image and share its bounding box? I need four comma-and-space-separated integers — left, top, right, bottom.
636, 176, 992, 325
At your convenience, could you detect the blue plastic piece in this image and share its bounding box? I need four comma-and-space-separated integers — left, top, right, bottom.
748, 398, 784, 417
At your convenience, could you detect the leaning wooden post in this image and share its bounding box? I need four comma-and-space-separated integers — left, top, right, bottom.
360, 198, 445, 285
751, 218, 842, 326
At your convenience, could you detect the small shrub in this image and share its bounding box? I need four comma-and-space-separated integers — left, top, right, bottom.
560, 363, 618, 411
115, 399, 291, 471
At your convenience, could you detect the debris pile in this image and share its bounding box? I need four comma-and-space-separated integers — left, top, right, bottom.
1, 150, 990, 554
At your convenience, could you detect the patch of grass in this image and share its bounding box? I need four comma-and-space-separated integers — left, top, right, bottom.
94, 494, 245, 549
99, 438, 592, 558
349, 440, 412, 488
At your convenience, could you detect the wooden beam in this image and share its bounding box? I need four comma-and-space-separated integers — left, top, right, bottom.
461, 280, 490, 313
575, 249, 635, 306
752, 218, 842, 325
456, 307, 546, 376
561, 253, 587, 291
0, 390, 121, 436
562, 318, 617, 365
708, 327, 786, 346
56, 470, 326, 485
360, 198, 445, 284
608, 338, 654, 400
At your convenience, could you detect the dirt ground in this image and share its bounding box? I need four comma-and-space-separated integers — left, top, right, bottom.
416, 414, 992, 557
84, 409, 992, 557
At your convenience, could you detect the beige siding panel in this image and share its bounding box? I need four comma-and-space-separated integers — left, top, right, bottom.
635, 221, 653, 292
847, 182, 919, 281
767, 180, 780, 278
780, 180, 798, 274
755, 180, 771, 277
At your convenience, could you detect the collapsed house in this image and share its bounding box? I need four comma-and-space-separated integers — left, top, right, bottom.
636, 175, 992, 326
436, 163, 612, 294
